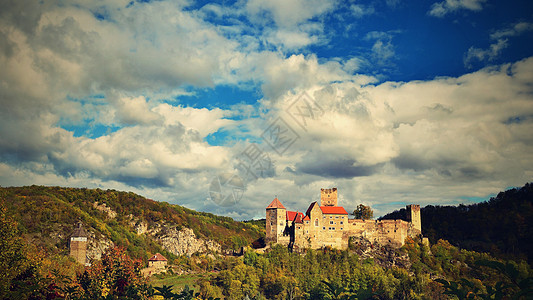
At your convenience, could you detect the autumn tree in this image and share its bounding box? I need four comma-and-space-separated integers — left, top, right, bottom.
352, 204, 373, 220
77, 246, 151, 299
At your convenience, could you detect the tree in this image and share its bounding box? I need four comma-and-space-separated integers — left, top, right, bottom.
352, 204, 373, 220
77, 246, 151, 299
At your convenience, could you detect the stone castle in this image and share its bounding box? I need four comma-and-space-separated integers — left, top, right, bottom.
266, 188, 421, 250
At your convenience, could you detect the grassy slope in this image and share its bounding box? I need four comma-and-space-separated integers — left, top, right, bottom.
0, 185, 264, 261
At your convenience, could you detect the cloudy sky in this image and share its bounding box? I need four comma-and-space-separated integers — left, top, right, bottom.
1, 0, 532, 219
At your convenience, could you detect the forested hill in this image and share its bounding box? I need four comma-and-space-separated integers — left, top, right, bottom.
380, 183, 533, 263
0, 185, 263, 261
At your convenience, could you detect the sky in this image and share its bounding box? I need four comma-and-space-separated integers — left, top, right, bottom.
1, 0, 532, 220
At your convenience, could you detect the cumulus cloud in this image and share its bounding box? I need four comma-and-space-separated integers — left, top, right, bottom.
428, 0, 486, 17
1, 0, 532, 220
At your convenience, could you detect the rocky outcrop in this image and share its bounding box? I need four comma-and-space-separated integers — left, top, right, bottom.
128, 216, 149, 235
153, 227, 221, 256
350, 236, 411, 269
87, 231, 114, 261
93, 202, 117, 219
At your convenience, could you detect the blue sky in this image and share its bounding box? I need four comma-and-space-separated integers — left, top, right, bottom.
1, 0, 532, 219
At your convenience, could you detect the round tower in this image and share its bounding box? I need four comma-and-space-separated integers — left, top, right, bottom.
70, 222, 88, 265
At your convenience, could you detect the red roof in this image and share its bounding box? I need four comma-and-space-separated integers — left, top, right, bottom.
286, 211, 304, 223
320, 206, 348, 215
303, 215, 310, 221
266, 198, 286, 209
286, 211, 298, 221
148, 253, 167, 261
294, 212, 304, 223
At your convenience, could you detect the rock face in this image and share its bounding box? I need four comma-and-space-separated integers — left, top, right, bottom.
86, 231, 114, 261
154, 227, 221, 256
80, 217, 221, 260
350, 236, 411, 269
93, 202, 117, 219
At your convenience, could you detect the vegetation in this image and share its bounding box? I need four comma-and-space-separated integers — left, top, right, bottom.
352, 204, 374, 220
0, 185, 264, 262
380, 182, 533, 264
1, 184, 532, 299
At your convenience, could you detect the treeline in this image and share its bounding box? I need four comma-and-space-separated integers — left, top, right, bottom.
0, 185, 263, 260
380, 183, 533, 263
2, 197, 532, 299
194, 238, 531, 299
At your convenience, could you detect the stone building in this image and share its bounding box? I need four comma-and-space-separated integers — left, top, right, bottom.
148, 253, 168, 269
69, 222, 88, 265
266, 188, 422, 250
142, 253, 168, 277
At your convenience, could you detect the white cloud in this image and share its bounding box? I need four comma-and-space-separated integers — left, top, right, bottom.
464, 39, 508, 66
364, 31, 398, 66
115, 96, 161, 125
245, 0, 335, 28
464, 22, 533, 67
1, 0, 532, 220
350, 4, 375, 18
428, 0, 486, 17
490, 22, 533, 40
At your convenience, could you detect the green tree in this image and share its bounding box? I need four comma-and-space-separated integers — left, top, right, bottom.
352, 204, 373, 220
0, 203, 30, 297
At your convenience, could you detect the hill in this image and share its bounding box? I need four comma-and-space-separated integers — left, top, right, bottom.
0, 185, 264, 262
380, 182, 533, 263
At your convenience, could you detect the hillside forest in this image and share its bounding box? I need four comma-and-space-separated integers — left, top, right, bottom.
0, 184, 532, 299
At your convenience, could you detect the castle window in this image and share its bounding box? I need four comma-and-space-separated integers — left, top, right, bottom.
341, 228, 343, 230
340, 221, 343, 225
315, 219, 319, 226
330, 221, 334, 225
335, 216, 338, 219
323, 227, 326, 230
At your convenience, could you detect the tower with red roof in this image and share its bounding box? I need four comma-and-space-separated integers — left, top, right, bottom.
265, 197, 289, 245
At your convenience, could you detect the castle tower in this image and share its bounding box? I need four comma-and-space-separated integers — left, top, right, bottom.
70, 222, 88, 265
320, 188, 338, 206
407, 204, 422, 234
266, 198, 286, 244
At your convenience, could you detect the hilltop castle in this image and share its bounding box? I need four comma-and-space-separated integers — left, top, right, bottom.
266, 188, 421, 250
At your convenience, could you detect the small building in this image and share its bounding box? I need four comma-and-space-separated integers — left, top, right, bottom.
70, 222, 88, 265
148, 253, 168, 269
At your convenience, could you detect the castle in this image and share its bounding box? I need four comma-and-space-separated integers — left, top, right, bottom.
266, 188, 421, 250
